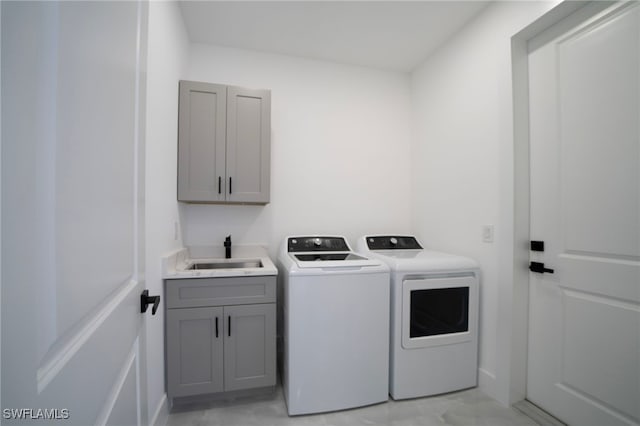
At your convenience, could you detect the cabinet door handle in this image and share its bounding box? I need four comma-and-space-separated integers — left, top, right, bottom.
218, 176, 221, 194
228, 315, 231, 337
215, 317, 219, 338
229, 177, 232, 194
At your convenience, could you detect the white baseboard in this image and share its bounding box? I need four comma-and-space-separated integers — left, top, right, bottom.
150, 394, 168, 426
478, 368, 498, 401
513, 400, 566, 426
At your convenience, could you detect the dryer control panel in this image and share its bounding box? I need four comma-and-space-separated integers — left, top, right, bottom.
365, 236, 423, 250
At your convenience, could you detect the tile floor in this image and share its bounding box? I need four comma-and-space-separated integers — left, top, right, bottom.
167, 386, 539, 426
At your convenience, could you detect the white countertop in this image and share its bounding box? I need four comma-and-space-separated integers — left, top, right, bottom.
162, 245, 277, 279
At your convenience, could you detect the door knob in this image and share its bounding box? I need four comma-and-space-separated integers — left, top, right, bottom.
141, 290, 161, 315
529, 261, 554, 274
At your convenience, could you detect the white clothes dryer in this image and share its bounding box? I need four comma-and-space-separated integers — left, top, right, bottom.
356, 235, 479, 400
278, 236, 390, 415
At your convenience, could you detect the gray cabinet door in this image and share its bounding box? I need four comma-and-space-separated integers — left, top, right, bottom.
177, 81, 227, 202
166, 307, 224, 398
224, 304, 276, 391
226, 86, 271, 204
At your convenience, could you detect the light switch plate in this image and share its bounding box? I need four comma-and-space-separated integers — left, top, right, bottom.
482, 225, 494, 243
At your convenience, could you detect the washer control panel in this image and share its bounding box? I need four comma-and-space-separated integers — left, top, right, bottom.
288, 237, 350, 252
366, 236, 423, 250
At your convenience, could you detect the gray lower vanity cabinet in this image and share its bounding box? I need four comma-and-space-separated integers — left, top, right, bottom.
177, 80, 271, 204
166, 307, 224, 397
165, 276, 276, 400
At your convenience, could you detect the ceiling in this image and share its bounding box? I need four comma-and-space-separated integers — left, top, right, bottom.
179, 1, 491, 72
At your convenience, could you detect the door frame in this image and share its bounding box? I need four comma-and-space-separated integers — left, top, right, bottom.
507, 0, 614, 407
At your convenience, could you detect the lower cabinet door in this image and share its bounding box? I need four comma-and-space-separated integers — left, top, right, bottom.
166, 306, 224, 397
223, 304, 276, 391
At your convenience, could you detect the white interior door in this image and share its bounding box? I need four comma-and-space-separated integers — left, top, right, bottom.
528, 2, 640, 425
2, 2, 150, 425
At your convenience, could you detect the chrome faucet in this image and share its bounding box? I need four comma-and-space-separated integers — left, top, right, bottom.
224, 235, 232, 259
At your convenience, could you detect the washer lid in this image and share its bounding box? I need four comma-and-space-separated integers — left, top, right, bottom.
290, 252, 381, 269
294, 253, 366, 261
284, 236, 384, 269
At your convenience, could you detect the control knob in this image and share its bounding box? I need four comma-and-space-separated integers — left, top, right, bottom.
390, 237, 398, 246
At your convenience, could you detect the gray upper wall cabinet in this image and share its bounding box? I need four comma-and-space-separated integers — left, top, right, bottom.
177, 81, 271, 204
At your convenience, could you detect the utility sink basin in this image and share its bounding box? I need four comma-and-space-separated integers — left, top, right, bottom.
186, 259, 263, 270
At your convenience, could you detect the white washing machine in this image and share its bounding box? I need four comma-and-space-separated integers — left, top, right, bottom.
356, 235, 479, 400
278, 236, 390, 415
